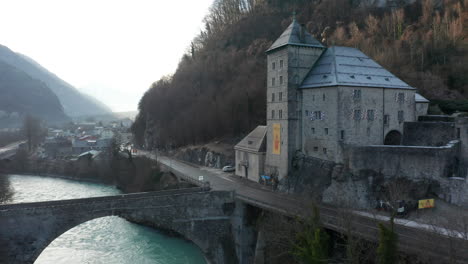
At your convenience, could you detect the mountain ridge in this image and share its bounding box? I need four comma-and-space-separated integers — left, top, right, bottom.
0, 44, 112, 117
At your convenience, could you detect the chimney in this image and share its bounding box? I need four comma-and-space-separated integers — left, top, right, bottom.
300, 24, 306, 43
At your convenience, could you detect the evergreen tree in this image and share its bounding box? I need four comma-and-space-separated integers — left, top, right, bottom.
377, 217, 398, 264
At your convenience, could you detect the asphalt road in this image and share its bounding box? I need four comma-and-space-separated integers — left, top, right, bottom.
0, 141, 25, 159
142, 152, 468, 263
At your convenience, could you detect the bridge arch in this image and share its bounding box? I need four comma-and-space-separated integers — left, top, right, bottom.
0, 189, 237, 264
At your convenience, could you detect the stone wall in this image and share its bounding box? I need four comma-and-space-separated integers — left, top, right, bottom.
347, 141, 460, 181
402, 121, 456, 146
174, 146, 234, 169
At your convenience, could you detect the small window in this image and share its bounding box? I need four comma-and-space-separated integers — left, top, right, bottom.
314, 147, 318, 152
248, 140, 253, 145
279, 76, 283, 85
280, 60, 283, 68
305, 110, 309, 116
398, 111, 404, 123
314, 111, 323, 120
271, 110, 275, 119
397, 93, 405, 103
340, 130, 345, 140
312, 95, 315, 101
457, 128, 461, 139
367, 109, 375, 121
279, 110, 283, 119
272, 62, 276, 70
279, 92, 283, 101
353, 109, 361, 121
384, 114, 390, 125
367, 127, 371, 136
323, 148, 327, 154
353, 89, 361, 100
324, 128, 329, 135
312, 128, 315, 134
272, 93, 275, 102
272, 78, 276, 86
323, 94, 326, 101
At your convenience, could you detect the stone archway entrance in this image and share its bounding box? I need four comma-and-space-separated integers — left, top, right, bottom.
384, 130, 402, 145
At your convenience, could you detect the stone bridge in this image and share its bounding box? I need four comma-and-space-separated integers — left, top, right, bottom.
0, 187, 237, 264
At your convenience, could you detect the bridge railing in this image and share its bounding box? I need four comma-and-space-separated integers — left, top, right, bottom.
159, 163, 211, 189
0, 186, 211, 211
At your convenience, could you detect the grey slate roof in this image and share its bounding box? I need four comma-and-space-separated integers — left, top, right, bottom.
235, 126, 267, 153
267, 20, 324, 53
415, 93, 430, 103
300, 46, 415, 90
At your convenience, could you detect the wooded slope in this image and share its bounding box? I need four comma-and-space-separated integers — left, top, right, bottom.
134, 0, 467, 147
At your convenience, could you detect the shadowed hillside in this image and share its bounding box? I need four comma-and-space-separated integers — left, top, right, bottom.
0, 60, 69, 127
133, 0, 467, 148
0, 44, 111, 117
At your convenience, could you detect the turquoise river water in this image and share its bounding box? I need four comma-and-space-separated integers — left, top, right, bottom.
6, 174, 207, 264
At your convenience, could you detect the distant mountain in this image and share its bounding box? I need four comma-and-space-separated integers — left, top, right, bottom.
0, 59, 69, 127
0, 44, 112, 117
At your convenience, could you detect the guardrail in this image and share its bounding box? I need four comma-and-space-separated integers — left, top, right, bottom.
159, 162, 211, 189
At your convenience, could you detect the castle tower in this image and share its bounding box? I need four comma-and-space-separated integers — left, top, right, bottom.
264, 18, 325, 180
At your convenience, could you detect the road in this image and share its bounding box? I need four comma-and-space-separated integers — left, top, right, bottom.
0, 141, 25, 159
142, 152, 468, 263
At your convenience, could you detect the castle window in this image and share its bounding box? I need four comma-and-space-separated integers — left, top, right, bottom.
457, 128, 461, 139
271, 110, 275, 119
367, 127, 371, 136
272, 78, 276, 86
367, 109, 375, 121
279, 92, 283, 101
314, 111, 322, 120
279, 110, 283, 119
397, 93, 405, 103
323, 94, 326, 101
353, 110, 361, 121
384, 115, 390, 125
272, 93, 275, 102
312, 95, 315, 101
312, 128, 315, 134
353, 89, 361, 100
272, 62, 276, 70
323, 148, 327, 154
398, 111, 404, 123
324, 128, 329, 135
314, 147, 318, 152
280, 60, 283, 69
279, 76, 283, 85
340, 130, 345, 140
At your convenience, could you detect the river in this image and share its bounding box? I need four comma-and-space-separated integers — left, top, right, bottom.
6, 174, 207, 264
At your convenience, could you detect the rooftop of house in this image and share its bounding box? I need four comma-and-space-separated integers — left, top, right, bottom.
415, 93, 430, 103
267, 19, 324, 53
235, 125, 267, 153
300, 46, 415, 90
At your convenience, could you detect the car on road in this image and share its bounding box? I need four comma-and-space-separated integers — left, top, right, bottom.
222, 165, 235, 172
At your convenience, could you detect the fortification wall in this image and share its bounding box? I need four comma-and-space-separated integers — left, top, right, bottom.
347, 141, 460, 181
402, 121, 456, 146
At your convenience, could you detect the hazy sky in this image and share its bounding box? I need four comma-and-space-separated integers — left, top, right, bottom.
0, 0, 214, 112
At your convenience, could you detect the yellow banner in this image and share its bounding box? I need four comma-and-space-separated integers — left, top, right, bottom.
418, 199, 435, 209
272, 123, 281, 155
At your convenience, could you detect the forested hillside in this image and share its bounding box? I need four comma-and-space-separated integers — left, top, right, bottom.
133, 0, 467, 148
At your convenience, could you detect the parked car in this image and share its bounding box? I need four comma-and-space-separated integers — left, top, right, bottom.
222, 165, 235, 172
